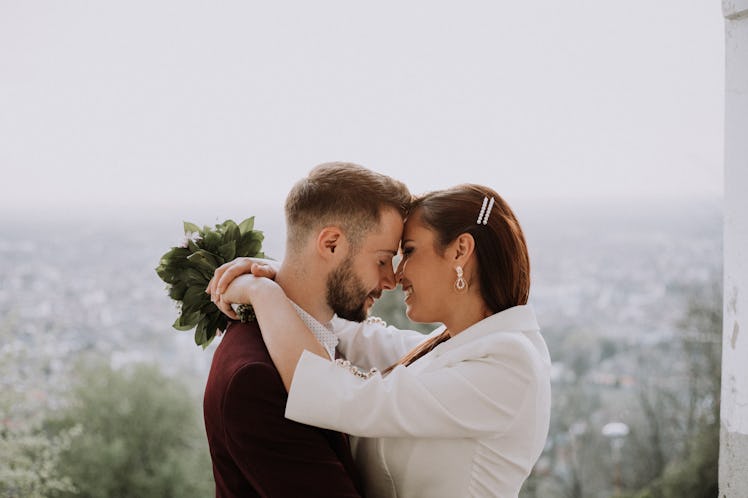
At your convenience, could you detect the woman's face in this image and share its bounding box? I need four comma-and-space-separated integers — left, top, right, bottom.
395, 211, 455, 324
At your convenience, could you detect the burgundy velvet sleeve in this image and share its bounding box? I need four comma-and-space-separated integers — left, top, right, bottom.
223, 361, 362, 498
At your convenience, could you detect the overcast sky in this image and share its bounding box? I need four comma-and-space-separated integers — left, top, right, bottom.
0, 1, 725, 221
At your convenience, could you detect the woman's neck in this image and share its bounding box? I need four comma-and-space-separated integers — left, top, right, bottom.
443, 297, 492, 338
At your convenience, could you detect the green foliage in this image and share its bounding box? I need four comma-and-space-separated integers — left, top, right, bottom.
0, 422, 79, 497
620, 282, 722, 498
522, 279, 722, 498
0, 315, 78, 497
155, 216, 266, 347
45, 361, 213, 498
623, 424, 719, 498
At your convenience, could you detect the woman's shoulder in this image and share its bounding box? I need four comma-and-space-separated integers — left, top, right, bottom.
446, 306, 547, 359
438, 327, 550, 372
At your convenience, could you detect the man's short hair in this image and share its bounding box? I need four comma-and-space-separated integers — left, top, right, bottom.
285, 162, 411, 251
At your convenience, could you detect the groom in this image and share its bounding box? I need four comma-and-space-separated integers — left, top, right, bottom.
203, 162, 410, 497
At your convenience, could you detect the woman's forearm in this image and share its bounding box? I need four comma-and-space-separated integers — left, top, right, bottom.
240, 279, 329, 391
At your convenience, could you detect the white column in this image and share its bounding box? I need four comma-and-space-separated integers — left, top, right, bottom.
721, 1, 748, 496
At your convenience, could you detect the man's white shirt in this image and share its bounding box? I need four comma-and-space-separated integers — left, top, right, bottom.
289, 301, 339, 360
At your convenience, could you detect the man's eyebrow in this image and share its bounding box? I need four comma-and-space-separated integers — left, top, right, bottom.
375, 249, 398, 256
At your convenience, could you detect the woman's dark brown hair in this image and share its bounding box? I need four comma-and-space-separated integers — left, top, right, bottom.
384, 184, 531, 374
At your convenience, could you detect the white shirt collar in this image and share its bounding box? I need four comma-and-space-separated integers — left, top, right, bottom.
289, 301, 339, 360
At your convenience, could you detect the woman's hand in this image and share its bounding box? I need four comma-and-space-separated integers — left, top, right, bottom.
206, 257, 279, 305
215, 274, 280, 320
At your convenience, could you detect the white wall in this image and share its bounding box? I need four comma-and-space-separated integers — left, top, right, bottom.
721, 1, 748, 496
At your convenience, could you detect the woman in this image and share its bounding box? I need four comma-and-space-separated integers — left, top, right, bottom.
217, 185, 551, 498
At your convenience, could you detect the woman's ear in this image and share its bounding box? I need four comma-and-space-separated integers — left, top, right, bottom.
316, 226, 346, 261
451, 233, 476, 265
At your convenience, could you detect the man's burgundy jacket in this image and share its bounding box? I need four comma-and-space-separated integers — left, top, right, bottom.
203, 320, 362, 497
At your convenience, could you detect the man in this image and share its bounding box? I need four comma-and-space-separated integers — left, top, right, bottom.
203, 162, 410, 497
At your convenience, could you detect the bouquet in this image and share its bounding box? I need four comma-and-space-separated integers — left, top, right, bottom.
156, 217, 266, 348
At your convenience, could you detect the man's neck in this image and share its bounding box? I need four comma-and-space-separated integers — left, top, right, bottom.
275, 263, 334, 324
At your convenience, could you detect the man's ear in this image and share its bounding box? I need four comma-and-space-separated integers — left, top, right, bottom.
450, 233, 476, 265
316, 226, 346, 261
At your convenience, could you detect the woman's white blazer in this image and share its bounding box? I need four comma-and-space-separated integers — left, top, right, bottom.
285, 305, 551, 498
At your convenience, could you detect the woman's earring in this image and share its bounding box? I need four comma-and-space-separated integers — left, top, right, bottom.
454, 266, 468, 294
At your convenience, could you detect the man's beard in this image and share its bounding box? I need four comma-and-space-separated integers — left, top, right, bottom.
326, 255, 377, 322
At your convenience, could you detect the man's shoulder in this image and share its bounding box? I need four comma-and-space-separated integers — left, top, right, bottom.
206, 320, 281, 394
214, 320, 269, 360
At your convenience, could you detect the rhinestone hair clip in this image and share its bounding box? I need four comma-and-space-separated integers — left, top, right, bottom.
476, 196, 495, 225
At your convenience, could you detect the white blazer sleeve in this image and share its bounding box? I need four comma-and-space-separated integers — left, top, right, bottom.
332, 317, 436, 370
285, 334, 543, 439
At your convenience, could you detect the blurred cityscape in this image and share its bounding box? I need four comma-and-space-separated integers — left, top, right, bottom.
0, 197, 722, 497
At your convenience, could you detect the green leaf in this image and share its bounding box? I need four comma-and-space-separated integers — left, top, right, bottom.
183, 221, 201, 235
217, 241, 236, 261
168, 282, 188, 301
199, 249, 220, 266
172, 311, 200, 331
187, 238, 200, 253
237, 231, 264, 256
200, 299, 219, 314
187, 251, 219, 275
194, 318, 209, 346
246, 239, 262, 256
216, 314, 229, 334
182, 286, 209, 314
206, 313, 223, 342
203, 231, 221, 252
160, 248, 190, 266
197, 265, 215, 283
223, 221, 240, 244
238, 217, 255, 234
183, 267, 209, 286
155, 265, 177, 284
235, 238, 250, 257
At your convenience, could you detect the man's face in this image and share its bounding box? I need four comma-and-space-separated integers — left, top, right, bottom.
325, 208, 404, 321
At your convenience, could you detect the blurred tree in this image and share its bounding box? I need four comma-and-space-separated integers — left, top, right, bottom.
678, 281, 722, 443
621, 279, 721, 498
552, 329, 602, 381
0, 313, 78, 497
0, 426, 80, 497
522, 378, 610, 498
523, 277, 722, 498
46, 360, 214, 498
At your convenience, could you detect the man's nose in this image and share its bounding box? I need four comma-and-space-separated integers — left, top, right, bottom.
381, 263, 396, 290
